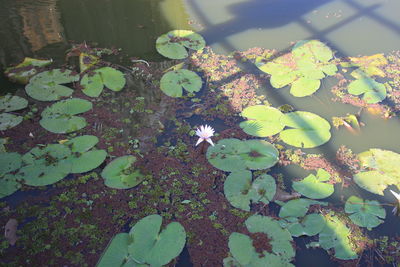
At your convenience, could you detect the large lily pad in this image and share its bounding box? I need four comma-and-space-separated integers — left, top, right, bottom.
80, 67, 126, 97
40, 98, 92, 133
156, 30, 205, 59
25, 69, 79, 101
353, 149, 400, 195
292, 169, 334, 199
347, 77, 386, 104
5, 57, 53, 84
160, 69, 202, 97
345, 195, 385, 229
224, 170, 276, 211
206, 139, 279, 172
280, 111, 331, 148
0, 95, 28, 112
0, 113, 23, 131
101, 156, 144, 189
239, 105, 285, 137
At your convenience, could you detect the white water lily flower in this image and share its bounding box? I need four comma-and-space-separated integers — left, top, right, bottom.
195, 125, 215, 146
390, 189, 400, 215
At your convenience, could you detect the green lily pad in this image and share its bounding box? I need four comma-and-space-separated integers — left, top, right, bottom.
345, 195, 385, 229
101, 156, 144, 189
18, 144, 72, 186
156, 30, 205, 59
292, 169, 334, 199
280, 111, 331, 148
239, 105, 285, 137
40, 98, 92, 134
97, 233, 130, 267
284, 213, 326, 237
0, 95, 28, 112
290, 77, 321, 97
224, 170, 276, 211
228, 233, 256, 265
353, 149, 400, 195
128, 214, 186, 267
0, 113, 23, 131
5, 57, 53, 84
160, 69, 202, 97
279, 198, 327, 218
81, 67, 126, 97
206, 139, 279, 172
0, 174, 22, 198
68, 150, 107, 174
0, 152, 22, 176
347, 77, 386, 104
25, 69, 79, 101
64, 135, 99, 153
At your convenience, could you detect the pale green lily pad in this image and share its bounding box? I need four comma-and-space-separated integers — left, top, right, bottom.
0, 95, 28, 112
353, 149, 400, 195
292, 169, 334, 199
279, 198, 327, 218
81, 67, 126, 97
0, 113, 23, 131
5, 57, 53, 84
0, 174, 21, 198
128, 214, 186, 267
206, 139, 279, 172
101, 156, 144, 189
292, 40, 334, 63
64, 135, 99, 153
224, 170, 276, 211
228, 233, 255, 265
345, 195, 385, 229
97, 233, 130, 267
25, 69, 79, 101
0, 152, 22, 176
285, 213, 326, 237
156, 30, 205, 59
280, 111, 331, 148
239, 105, 285, 137
40, 98, 92, 133
160, 69, 202, 97
347, 77, 386, 104
290, 77, 320, 97
68, 150, 107, 174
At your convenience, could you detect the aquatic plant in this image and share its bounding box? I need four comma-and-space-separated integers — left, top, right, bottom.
4, 57, 53, 84
353, 148, 400, 195
390, 190, 400, 216
347, 75, 387, 104
0, 152, 22, 198
25, 69, 79, 101
0, 94, 28, 130
97, 214, 186, 267
160, 69, 202, 97
195, 124, 215, 146
239, 106, 332, 148
345, 195, 386, 229
101, 155, 144, 189
80, 67, 126, 97
292, 169, 334, 199
281, 213, 326, 237
156, 30, 205, 59
206, 138, 279, 172
341, 54, 388, 77
223, 170, 276, 211
79, 52, 100, 72
278, 198, 327, 218
224, 215, 294, 266
40, 98, 92, 133
256, 40, 337, 97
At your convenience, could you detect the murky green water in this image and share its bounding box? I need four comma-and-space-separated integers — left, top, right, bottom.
1, 0, 400, 265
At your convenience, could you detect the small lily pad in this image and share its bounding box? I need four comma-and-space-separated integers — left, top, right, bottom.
0, 113, 23, 131
345, 195, 385, 229
292, 169, 334, 199
81, 67, 126, 97
160, 69, 202, 97
239, 105, 285, 137
285, 213, 326, 237
347, 77, 386, 104
156, 30, 205, 59
279, 198, 327, 218
0, 152, 22, 198
25, 69, 79, 101
0, 95, 28, 112
0, 174, 22, 198
101, 156, 144, 189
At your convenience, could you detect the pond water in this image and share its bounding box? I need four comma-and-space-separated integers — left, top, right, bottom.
1, 0, 400, 266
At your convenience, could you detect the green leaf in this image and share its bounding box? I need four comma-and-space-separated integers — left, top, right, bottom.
239, 105, 285, 137
65, 135, 99, 153
160, 69, 202, 97
5, 57, 53, 84
292, 169, 334, 199
286, 213, 326, 237
0, 174, 21, 198
97, 233, 130, 267
347, 78, 386, 104
81, 67, 126, 97
68, 150, 107, 174
228, 233, 256, 265
25, 69, 79, 101
290, 77, 320, 97
0, 95, 28, 112
0, 113, 23, 131
0, 152, 22, 176
101, 156, 144, 189
345, 195, 385, 229
156, 30, 205, 59
279, 198, 326, 218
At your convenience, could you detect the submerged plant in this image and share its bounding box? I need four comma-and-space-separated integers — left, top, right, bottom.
80, 67, 126, 97
156, 30, 205, 59
0, 94, 28, 130
97, 214, 186, 267
160, 69, 202, 97
292, 169, 334, 199
345, 195, 386, 229
101, 155, 144, 189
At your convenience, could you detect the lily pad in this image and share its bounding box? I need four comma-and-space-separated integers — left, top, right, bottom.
206, 139, 279, 172
25, 69, 79, 101
0, 174, 22, 198
80, 67, 126, 97
64, 135, 99, 153
156, 30, 205, 59
239, 105, 285, 137
5, 57, 53, 84
0, 95, 28, 112
160, 69, 202, 97
40, 98, 92, 134
279, 198, 327, 218
0, 152, 22, 198
97, 233, 130, 267
342, 54, 388, 77
101, 156, 144, 189
347, 77, 386, 104
0, 113, 23, 131
292, 169, 334, 199
353, 149, 400, 195
285, 213, 326, 237
224, 170, 276, 211
345, 195, 385, 229
228, 233, 256, 265
280, 111, 331, 148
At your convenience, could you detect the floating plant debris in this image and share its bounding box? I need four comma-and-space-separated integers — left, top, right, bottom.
4, 57, 53, 84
